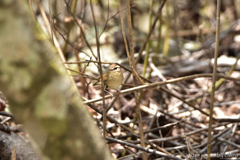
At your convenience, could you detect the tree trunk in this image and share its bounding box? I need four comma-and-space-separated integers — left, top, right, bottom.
0, 1, 112, 160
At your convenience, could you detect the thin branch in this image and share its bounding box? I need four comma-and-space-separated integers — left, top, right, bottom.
66, 68, 98, 80
83, 73, 240, 104
64, 0, 97, 60
207, 0, 221, 158
99, 5, 135, 37
89, 0, 107, 137
53, 25, 89, 57
106, 137, 183, 160
136, 0, 167, 64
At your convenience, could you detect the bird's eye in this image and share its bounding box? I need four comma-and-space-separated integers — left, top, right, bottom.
113, 67, 118, 70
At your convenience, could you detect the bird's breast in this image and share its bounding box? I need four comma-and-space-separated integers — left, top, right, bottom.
106, 72, 123, 89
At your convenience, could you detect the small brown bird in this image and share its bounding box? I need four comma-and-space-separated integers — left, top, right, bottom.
93, 64, 123, 91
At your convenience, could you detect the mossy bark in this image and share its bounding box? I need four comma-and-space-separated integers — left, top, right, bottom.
0, 1, 112, 160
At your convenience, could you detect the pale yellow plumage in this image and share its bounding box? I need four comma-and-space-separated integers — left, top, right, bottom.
93, 64, 123, 90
